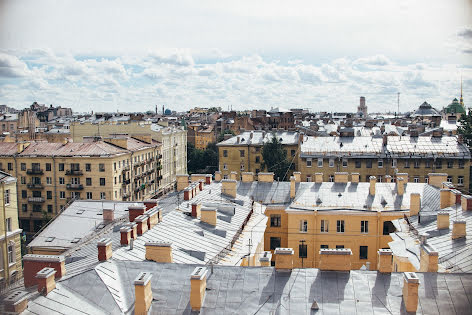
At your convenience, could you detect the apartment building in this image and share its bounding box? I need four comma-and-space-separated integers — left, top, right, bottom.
217, 130, 299, 180
0, 171, 23, 285
299, 134, 470, 189
0, 136, 162, 235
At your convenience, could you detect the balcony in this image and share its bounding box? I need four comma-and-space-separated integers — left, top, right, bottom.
66, 183, 84, 190
27, 183, 44, 189
122, 165, 130, 172
27, 169, 43, 175
66, 169, 83, 175
122, 179, 131, 186
28, 197, 45, 203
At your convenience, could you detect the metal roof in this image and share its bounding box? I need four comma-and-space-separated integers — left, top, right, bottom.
217, 130, 299, 146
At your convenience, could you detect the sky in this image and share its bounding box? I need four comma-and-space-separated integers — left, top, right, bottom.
0, 0, 471, 113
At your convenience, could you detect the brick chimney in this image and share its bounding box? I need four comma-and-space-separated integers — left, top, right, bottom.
293, 172, 301, 183
145, 241, 173, 263
462, 195, 472, 211
128, 205, 146, 222
274, 248, 294, 271
259, 251, 272, 267
385, 175, 392, 183
103, 208, 114, 221
451, 189, 461, 205
437, 212, 450, 229
135, 215, 149, 235
134, 272, 153, 315
176, 174, 190, 191
4, 290, 29, 314
125, 222, 138, 239
428, 173, 448, 188
97, 238, 113, 261
23, 254, 66, 288
205, 174, 212, 185
377, 249, 393, 273
221, 179, 237, 198
452, 220, 466, 239
143, 199, 158, 210
230, 171, 238, 181
396, 177, 406, 196
369, 176, 376, 195
191, 203, 202, 218
314, 173, 323, 183
201, 207, 217, 226
214, 171, 222, 181
190, 267, 208, 311
440, 189, 452, 209
241, 172, 254, 182
36, 267, 56, 295
410, 193, 421, 216
334, 172, 348, 183
319, 248, 352, 271
198, 179, 204, 191
351, 173, 360, 183
146, 207, 160, 229
120, 226, 132, 245
258, 172, 274, 182
290, 176, 296, 199
419, 243, 438, 272
402, 272, 420, 313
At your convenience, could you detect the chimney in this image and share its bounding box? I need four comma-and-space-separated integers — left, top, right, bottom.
258, 172, 274, 183
183, 187, 191, 201
190, 267, 208, 311
451, 189, 461, 205
134, 272, 153, 315
259, 251, 272, 267
440, 189, 452, 209
428, 173, 448, 188
103, 208, 114, 222
145, 241, 173, 263
462, 195, 472, 211
120, 226, 132, 245
214, 171, 222, 181
143, 199, 158, 210
125, 222, 138, 239
241, 172, 254, 182
293, 172, 301, 183
382, 134, 388, 146
274, 248, 294, 271
22, 254, 66, 288
36, 267, 56, 295
298, 132, 304, 144
314, 173, 323, 183
377, 249, 393, 273
369, 176, 376, 195
290, 176, 296, 198
201, 207, 217, 226
409, 193, 421, 216
236, 136, 240, 143
128, 204, 146, 222
4, 290, 29, 314
221, 179, 237, 198
334, 172, 348, 183
230, 171, 238, 181
452, 220, 466, 239
437, 211, 450, 229
205, 174, 212, 185
319, 248, 352, 271
146, 207, 160, 229
419, 242, 439, 272
97, 238, 112, 261
176, 174, 190, 191
385, 175, 392, 183
191, 203, 201, 218
351, 173, 360, 183
397, 177, 405, 196
402, 272, 420, 313
135, 215, 149, 235
198, 179, 204, 191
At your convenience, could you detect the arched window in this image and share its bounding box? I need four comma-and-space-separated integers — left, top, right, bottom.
7, 241, 14, 265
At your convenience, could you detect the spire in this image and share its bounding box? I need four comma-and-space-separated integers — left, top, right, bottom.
460, 74, 464, 107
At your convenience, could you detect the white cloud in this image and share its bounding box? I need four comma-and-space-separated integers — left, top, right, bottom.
149, 50, 194, 67
0, 53, 30, 77
354, 55, 392, 67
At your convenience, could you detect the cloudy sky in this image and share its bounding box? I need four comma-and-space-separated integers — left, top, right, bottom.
0, 0, 471, 113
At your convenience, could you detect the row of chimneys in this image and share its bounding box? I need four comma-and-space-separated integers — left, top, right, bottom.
120, 200, 162, 246
176, 174, 212, 192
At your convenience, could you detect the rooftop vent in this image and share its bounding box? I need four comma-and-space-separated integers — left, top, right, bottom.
71, 238, 81, 243
76, 210, 85, 214
45, 237, 55, 242
316, 198, 322, 205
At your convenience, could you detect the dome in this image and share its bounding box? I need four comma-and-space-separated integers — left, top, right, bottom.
413, 101, 440, 116
445, 98, 465, 114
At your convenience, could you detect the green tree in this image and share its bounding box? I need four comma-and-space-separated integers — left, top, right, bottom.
217, 129, 235, 142
458, 108, 472, 149
262, 134, 291, 181
187, 142, 218, 174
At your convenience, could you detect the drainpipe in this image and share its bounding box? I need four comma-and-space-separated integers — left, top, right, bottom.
2, 182, 10, 283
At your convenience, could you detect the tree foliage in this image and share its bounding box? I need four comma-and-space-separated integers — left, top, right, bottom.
187, 142, 218, 174
458, 109, 472, 150
217, 129, 235, 142
261, 134, 291, 181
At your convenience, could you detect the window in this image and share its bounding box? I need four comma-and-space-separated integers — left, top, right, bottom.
383, 221, 395, 235
47, 205, 53, 213
59, 177, 65, 185
435, 160, 442, 169
299, 243, 307, 258
404, 160, 410, 168
306, 158, 312, 167
270, 237, 281, 250
7, 242, 14, 264
361, 220, 368, 233
392, 159, 397, 168
99, 164, 105, 172
320, 220, 329, 232
447, 176, 452, 183
270, 214, 281, 227
100, 178, 106, 186
240, 164, 244, 171
47, 191, 52, 199
355, 160, 361, 168
46, 177, 52, 185
255, 156, 260, 163
458, 160, 464, 169
425, 176, 429, 184
32, 204, 42, 212
114, 177, 117, 185
21, 190, 27, 198
329, 175, 334, 182
336, 245, 344, 249
317, 158, 323, 167
59, 163, 64, 171
291, 150, 296, 157
100, 192, 106, 199
4, 189, 10, 204
414, 176, 420, 183
240, 150, 245, 157
329, 158, 334, 168
86, 192, 93, 199
6, 218, 11, 232
337, 220, 345, 233
114, 162, 116, 171
60, 191, 65, 199
458, 176, 464, 186
46, 163, 51, 171
378, 175, 383, 182
378, 159, 383, 168
342, 158, 348, 167
366, 160, 372, 168
22, 204, 27, 212
414, 160, 420, 168
7, 163, 12, 171
447, 160, 453, 168
306, 176, 311, 182
20, 163, 26, 171
299, 220, 308, 233
20, 177, 26, 184
320, 245, 328, 249
86, 163, 91, 171
425, 160, 431, 168
223, 163, 227, 170
359, 246, 368, 259
86, 178, 92, 186
223, 150, 228, 157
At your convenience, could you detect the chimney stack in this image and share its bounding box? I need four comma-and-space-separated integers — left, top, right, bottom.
293, 171, 301, 183
290, 176, 296, 199
230, 171, 238, 181
176, 174, 190, 191
190, 267, 208, 311
143, 199, 158, 210
128, 205, 146, 222
428, 173, 448, 188
419, 242, 439, 272
4, 290, 29, 314
214, 171, 222, 181
369, 176, 376, 195
201, 207, 217, 226
22, 254, 66, 288
145, 241, 173, 263
274, 248, 294, 271
402, 272, 420, 313
409, 193, 421, 216
437, 212, 450, 230
135, 215, 149, 235
334, 172, 348, 183
120, 226, 132, 245
385, 175, 392, 183
97, 238, 113, 261
319, 248, 352, 271
36, 267, 56, 295
351, 173, 360, 183
134, 272, 153, 315
452, 220, 466, 239
397, 177, 405, 196
103, 208, 114, 221
205, 174, 212, 185
191, 203, 202, 218
462, 195, 472, 211
259, 251, 272, 267
315, 173, 323, 183
258, 172, 274, 183
440, 189, 452, 209
241, 172, 254, 182
221, 179, 237, 198
377, 249, 393, 273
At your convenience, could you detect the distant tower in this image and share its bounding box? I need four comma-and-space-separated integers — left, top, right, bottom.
162, 105, 165, 115
357, 96, 367, 117
460, 76, 464, 107
155, 105, 158, 115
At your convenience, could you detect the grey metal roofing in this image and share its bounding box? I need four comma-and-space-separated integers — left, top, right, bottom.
217, 130, 299, 146
412, 101, 441, 116
0, 170, 15, 183
301, 136, 384, 158
21, 261, 472, 315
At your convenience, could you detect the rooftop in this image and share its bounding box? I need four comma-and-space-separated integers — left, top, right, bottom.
217, 130, 299, 146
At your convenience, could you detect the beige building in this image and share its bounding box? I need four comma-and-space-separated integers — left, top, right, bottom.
0, 171, 23, 285
0, 136, 162, 235
70, 121, 186, 191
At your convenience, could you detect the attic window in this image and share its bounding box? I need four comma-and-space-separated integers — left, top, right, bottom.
45, 237, 55, 242
71, 238, 81, 243
76, 210, 85, 214
96, 223, 106, 229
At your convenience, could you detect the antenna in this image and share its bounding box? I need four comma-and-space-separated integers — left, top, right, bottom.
397, 92, 400, 116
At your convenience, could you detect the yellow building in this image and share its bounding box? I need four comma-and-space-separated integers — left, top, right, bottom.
0, 171, 23, 284
217, 131, 299, 180
264, 172, 431, 270
194, 125, 215, 150
0, 135, 162, 235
